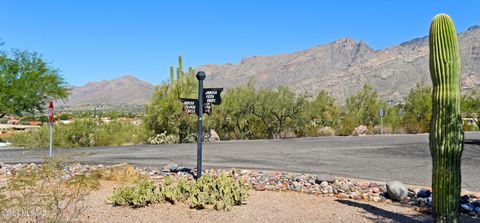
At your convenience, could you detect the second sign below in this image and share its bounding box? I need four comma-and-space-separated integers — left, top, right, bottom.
180, 98, 212, 116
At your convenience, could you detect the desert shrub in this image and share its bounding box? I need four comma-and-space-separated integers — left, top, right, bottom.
463, 121, 479, 131
0, 157, 100, 222
93, 120, 149, 146
337, 114, 360, 136
373, 125, 393, 134
181, 133, 196, 143
108, 180, 159, 208
148, 131, 179, 144
186, 172, 249, 211
317, 127, 335, 136
12, 118, 149, 148
108, 172, 249, 211
11, 126, 51, 148
280, 130, 297, 139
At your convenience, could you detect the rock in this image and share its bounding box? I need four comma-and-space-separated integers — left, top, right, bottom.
331, 184, 339, 194
417, 188, 431, 198
461, 195, 471, 203
0, 162, 4, 169
325, 185, 333, 194
315, 174, 336, 184
265, 185, 275, 190
176, 167, 192, 173
209, 129, 220, 142
386, 181, 408, 202
145, 167, 157, 176
319, 181, 329, 188
354, 125, 368, 136
352, 194, 362, 200
162, 163, 178, 172
472, 192, 480, 199
292, 181, 302, 191
461, 203, 474, 213
339, 183, 351, 192
474, 207, 480, 214
472, 200, 480, 207
370, 196, 382, 202
336, 193, 349, 199
362, 193, 369, 201
408, 200, 419, 206
253, 184, 265, 191
371, 187, 380, 194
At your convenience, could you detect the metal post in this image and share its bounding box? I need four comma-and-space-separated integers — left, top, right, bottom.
196, 71, 206, 179
381, 116, 383, 135
49, 123, 53, 157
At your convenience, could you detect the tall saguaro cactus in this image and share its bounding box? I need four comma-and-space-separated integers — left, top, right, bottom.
429, 14, 464, 223
170, 65, 175, 86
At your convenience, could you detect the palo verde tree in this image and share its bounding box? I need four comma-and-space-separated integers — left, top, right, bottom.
340, 85, 383, 135
251, 86, 306, 140
402, 83, 432, 133
461, 91, 480, 129
298, 90, 339, 136
0, 48, 68, 118
429, 14, 464, 223
208, 81, 257, 140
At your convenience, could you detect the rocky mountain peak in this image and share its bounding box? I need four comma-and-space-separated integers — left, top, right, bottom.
468, 25, 480, 31
201, 26, 480, 104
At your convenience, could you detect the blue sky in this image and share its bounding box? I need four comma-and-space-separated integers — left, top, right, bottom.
1, 0, 479, 86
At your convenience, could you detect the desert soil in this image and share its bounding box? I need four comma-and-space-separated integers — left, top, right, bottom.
78, 181, 457, 223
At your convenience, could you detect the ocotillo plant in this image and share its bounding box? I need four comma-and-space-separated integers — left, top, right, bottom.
429, 14, 464, 223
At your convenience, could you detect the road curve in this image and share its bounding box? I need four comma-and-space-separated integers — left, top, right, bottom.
1, 133, 479, 191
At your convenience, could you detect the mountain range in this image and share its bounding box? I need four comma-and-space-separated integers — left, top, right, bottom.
200, 25, 480, 104
58, 75, 155, 108
61, 26, 480, 108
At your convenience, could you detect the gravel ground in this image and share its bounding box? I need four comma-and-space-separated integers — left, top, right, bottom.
79, 181, 479, 223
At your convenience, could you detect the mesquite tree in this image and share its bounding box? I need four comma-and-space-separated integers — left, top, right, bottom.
429, 14, 464, 223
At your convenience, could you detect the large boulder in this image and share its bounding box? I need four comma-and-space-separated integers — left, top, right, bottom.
354, 125, 368, 136
315, 174, 336, 184
386, 181, 408, 201
209, 129, 220, 142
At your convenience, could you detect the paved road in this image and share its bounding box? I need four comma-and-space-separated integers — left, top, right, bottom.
1, 133, 479, 191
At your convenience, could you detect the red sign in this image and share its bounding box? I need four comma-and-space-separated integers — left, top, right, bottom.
48, 101, 54, 123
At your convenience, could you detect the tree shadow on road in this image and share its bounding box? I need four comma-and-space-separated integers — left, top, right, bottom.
335, 199, 429, 222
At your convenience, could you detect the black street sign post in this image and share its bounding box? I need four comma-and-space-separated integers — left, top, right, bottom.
196, 71, 206, 179
180, 71, 223, 179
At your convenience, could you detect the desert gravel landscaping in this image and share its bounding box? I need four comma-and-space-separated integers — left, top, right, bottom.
81, 181, 477, 223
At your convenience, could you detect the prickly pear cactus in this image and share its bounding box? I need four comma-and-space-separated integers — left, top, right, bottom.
429, 13, 464, 223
